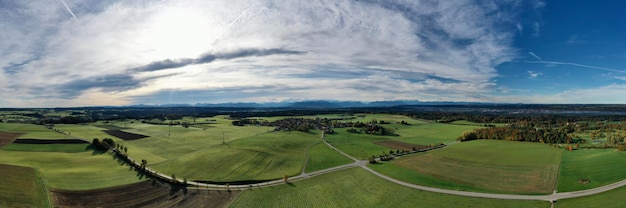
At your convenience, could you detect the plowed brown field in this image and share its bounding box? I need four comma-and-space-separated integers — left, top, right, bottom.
0, 131, 23, 148
51, 180, 239, 208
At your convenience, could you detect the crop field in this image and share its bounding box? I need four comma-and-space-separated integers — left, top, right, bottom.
52, 124, 167, 164
374, 140, 428, 151
557, 149, 626, 192
0, 164, 49, 208
52, 180, 239, 208
151, 131, 319, 181
0, 131, 22, 147
0, 150, 144, 190
371, 140, 563, 194
392, 122, 480, 144
325, 131, 392, 159
555, 184, 626, 208
53, 124, 117, 140
117, 122, 270, 158
305, 142, 353, 173
230, 167, 549, 208
94, 124, 130, 130
0, 123, 68, 139
102, 129, 149, 140
2, 143, 89, 153
325, 120, 480, 159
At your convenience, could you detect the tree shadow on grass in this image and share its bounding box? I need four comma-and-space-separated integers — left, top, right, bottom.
286, 182, 296, 187
85, 144, 107, 155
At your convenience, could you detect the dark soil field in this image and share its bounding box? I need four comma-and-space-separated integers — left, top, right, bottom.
51, 180, 239, 208
103, 130, 149, 140
13, 138, 89, 144
375, 140, 428, 151
0, 131, 23, 147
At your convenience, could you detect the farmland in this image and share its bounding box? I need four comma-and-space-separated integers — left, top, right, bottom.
151, 131, 319, 181
0, 150, 145, 190
52, 180, 238, 208
555, 184, 626, 208
0, 131, 22, 147
230, 168, 549, 207
557, 149, 626, 192
305, 141, 353, 172
3, 108, 626, 207
370, 140, 562, 194
0, 164, 49, 208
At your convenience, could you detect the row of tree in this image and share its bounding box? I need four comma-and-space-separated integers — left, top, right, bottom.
457, 126, 574, 144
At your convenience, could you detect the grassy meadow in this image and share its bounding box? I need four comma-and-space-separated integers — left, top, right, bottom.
370, 140, 563, 194
151, 131, 319, 181
557, 149, 626, 192
305, 142, 353, 173
4, 113, 626, 207
1, 143, 89, 153
230, 167, 549, 208
556, 184, 626, 208
0, 123, 68, 139
325, 115, 482, 160
0, 150, 144, 190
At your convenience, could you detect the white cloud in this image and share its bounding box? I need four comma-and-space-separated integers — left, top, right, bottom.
528, 70, 542, 79
0, 0, 522, 107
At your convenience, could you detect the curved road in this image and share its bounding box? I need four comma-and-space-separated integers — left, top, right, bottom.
317, 133, 626, 202
133, 132, 626, 202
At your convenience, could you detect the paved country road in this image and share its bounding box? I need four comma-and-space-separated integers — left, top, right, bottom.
127, 132, 626, 202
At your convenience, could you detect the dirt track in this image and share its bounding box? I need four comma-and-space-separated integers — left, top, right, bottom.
51, 180, 239, 208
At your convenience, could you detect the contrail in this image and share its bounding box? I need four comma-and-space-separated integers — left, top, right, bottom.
224, 5, 254, 32
59, 0, 78, 20
528, 52, 542, 61
214, 4, 255, 43
525, 61, 626, 74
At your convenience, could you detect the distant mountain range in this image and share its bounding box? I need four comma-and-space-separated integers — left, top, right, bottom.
126, 100, 488, 108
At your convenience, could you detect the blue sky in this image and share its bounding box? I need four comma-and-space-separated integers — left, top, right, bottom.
1, 0, 625, 107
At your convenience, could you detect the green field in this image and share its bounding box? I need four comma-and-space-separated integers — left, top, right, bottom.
0, 150, 144, 190
0, 164, 49, 208
0, 123, 68, 139
151, 131, 319, 181
1, 143, 89, 153
325, 116, 481, 160
371, 140, 563, 194
556, 184, 626, 208
557, 149, 626, 192
4, 113, 626, 206
49, 124, 167, 164
230, 167, 549, 208
305, 142, 353, 173
392, 122, 480, 144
